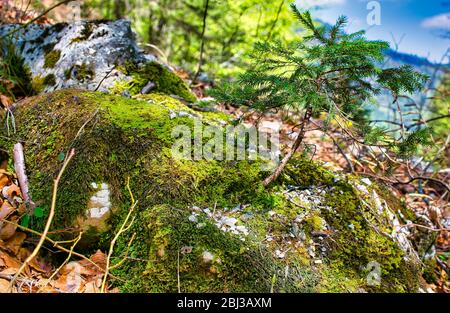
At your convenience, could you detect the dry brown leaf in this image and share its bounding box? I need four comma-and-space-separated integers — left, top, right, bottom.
90, 250, 106, 269
54, 266, 85, 293
0, 216, 18, 240
0, 173, 10, 190
3, 232, 26, 255
0, 200, 14, 220
28, 256, 50, 274
38, 284, 56, 293
0, 267, 17, 275
83, 280, 100, 293
17, 247, 49, 274
0, 251, 20, 271
17, 203, 26, 215
2, 184, 21, 203
0, 278, 10, 293
0, 95, 13, 109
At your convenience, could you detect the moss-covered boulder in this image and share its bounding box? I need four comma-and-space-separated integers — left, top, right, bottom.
0, 90, 425, 292
0, 20, 196, 102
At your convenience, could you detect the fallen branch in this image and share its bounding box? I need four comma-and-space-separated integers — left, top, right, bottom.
356, 172, 450, 193
13, 142, 35, 211
8, 149, 75, 292
399, 223, 448, 233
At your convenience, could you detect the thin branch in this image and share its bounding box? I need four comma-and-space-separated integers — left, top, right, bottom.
100, 177, 137, 293
192, 0, 210, 84
356, 171, 450, 193
310, 121, 354, 173
266, 0, 285, 42
37, 231, 83, 292
109, 232, 136, 270
1, 0, 76, 39
2, 219, 124, 282
8, 149, 75, 291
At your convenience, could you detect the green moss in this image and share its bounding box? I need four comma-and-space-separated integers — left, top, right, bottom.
320, 180, 419, 292
43, 42, 56, 54
43, 74, 56, 86
304, 214, 325, 232
279, 157, 335, 187
43, 49, 61, 68
112, 61, 196, 102
112, 204, 272, 292
317, 265, 363, 292
64, 67, 73, 80
71, 23, 94, 43
0, 37, 34, 98
74, 63, 95, 82
31, 75, 45, 93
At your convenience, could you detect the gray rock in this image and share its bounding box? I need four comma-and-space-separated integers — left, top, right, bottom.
140, 81, 156, 94
0, 20, 156, 93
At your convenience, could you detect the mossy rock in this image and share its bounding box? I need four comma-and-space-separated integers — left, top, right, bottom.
112, 61, 197, 103
0, 90, 423, 292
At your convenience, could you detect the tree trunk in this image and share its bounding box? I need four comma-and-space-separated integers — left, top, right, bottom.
114, 0, 123, 19
263, 107, 312, 187
192, 0, 210, 84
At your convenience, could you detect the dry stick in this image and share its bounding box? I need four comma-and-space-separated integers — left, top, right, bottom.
356, 171, 450, 193
263, 107, 312, 186
100, 178, 137, 293
8, 149, 75, 292
100, 204, 136, 292
67, 109, 99, 151
109, 232, 136, 270
310, 121, 354, 173
399, 223, 448, 233
1, 0, 76, 39
13, 142, 35, 211
37, 231, 83, 293
2, 219, 124, 282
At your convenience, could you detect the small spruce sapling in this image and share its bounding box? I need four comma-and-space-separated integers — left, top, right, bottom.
211, 3, 428, 186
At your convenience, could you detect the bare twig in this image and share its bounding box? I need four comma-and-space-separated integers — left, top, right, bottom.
400, 223, 448, 232
37, 231, 83, 292
310, 121, 354, 172
356, 171, 450, 193
1, 0, 76, 39
109, 232, 136, 270
191, 0, 210, 84
100, 177, 137, 293
8, 149, 75, 292
2, 219, 124, 282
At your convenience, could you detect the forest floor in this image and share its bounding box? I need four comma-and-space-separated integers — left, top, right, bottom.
0, 1, 448, 293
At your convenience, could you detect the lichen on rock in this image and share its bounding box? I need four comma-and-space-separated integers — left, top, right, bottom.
0, 20, 195, 101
